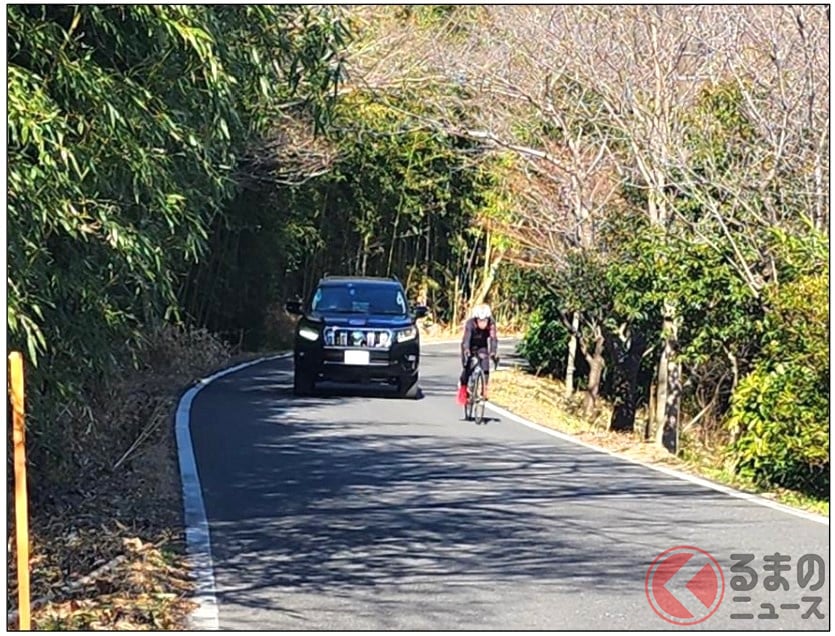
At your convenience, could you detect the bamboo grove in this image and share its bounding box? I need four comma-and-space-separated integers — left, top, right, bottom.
7, 6, 829, 501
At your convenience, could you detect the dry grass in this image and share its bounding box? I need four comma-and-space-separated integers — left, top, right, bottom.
490, 366, 682, 467
15, 536, 196, 631
261, 302, 301, 351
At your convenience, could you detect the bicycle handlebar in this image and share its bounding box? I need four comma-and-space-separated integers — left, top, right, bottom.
463, 349, 500, 371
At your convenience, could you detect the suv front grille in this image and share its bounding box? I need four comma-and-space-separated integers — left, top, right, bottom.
324, 327, 393, 349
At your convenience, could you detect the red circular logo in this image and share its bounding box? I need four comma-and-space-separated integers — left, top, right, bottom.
645, 545, 725, 625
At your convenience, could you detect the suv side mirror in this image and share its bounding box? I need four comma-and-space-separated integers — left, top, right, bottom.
413, 305, 428, 319
285, 300, 304, 315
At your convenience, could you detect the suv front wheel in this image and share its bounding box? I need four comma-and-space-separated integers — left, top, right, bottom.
397, 372, 419, 399
293, 368, 316, 396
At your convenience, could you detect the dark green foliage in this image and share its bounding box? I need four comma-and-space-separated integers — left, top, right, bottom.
518, 295, 569, 378
8, 5, 347, 493
608, 222, 762, 368
490, 266, 544, 328
517, 272, 589, 381
187, 93, 499, 347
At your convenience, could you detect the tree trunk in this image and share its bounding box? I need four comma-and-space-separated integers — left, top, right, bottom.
813, 156, 825, 231
387, 208, 401, 276
608, 327, 647, 433
565, 311, 580, 397
660, 358, 682, 453
583, 331, 605, 416
471, 247, 506, 307
483, 227, 492, 287
452, 274, 460, 328
646, 378, 656, 441
726, 346, 739, 395
654, 346, 668, 440
424, 213, 431, 279
655, 302, 680, 453
361, 233, 370, 276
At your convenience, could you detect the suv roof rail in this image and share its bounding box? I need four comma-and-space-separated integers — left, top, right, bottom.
390, 274, 400, 282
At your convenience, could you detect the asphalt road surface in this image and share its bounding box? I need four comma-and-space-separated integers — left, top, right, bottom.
188, 341, 829, 630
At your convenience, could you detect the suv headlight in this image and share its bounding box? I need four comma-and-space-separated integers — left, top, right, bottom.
299, 326, 319, 341
395, 326, 417, 343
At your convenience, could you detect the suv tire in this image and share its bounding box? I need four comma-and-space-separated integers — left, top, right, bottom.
397, 372, 419, 399
293, 368, 316, 396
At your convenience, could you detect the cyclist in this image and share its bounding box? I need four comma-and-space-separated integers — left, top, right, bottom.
457, 303, 499, 405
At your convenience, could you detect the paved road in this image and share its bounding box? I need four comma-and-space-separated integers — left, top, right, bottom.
189, 341, 829, 630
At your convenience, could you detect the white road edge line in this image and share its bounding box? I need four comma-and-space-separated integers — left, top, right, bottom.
485, 400, 829, 526
176, 352, 292, 630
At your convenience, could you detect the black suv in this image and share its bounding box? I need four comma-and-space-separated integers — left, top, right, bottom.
285, 276, 428, 398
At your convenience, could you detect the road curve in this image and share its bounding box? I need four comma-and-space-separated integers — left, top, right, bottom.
186, 341, 829, 630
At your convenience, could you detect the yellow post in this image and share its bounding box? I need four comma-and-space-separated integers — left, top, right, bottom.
9, 352, 31, 630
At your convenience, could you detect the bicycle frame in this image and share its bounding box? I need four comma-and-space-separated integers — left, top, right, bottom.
463, 349, 495, 424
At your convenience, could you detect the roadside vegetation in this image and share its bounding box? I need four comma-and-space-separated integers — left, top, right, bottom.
7, 5, 828, 629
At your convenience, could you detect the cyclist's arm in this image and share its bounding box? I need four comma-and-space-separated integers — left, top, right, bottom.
489, 320, 498, 357
461, 318, 473, 363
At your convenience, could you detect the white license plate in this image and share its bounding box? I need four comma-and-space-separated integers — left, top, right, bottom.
344, 350, 370, 365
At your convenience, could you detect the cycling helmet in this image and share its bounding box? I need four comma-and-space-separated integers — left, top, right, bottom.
472, 303, 492, 320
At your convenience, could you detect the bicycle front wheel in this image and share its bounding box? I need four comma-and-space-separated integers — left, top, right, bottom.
472, 370, 486, 424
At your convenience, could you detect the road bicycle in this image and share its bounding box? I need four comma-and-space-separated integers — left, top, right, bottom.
463, 351, 499, 425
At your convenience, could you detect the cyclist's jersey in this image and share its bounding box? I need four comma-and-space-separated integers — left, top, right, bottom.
461, 317, 498, 354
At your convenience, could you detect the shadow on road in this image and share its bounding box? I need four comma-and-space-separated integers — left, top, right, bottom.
195, 361, 733, 616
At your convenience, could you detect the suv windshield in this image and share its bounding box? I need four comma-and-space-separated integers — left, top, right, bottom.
311, 284, 407, 315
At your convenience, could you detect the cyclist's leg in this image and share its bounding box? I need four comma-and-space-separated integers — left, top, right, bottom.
476, 348, 491, 397
470, 351, 482, 383
457, 352, 473, 404
459, 364, 468, 387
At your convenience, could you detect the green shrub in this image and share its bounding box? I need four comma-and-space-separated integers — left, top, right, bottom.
727, 364, 828, 496
519, 308, 568, 377
726, 270, 829, 498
